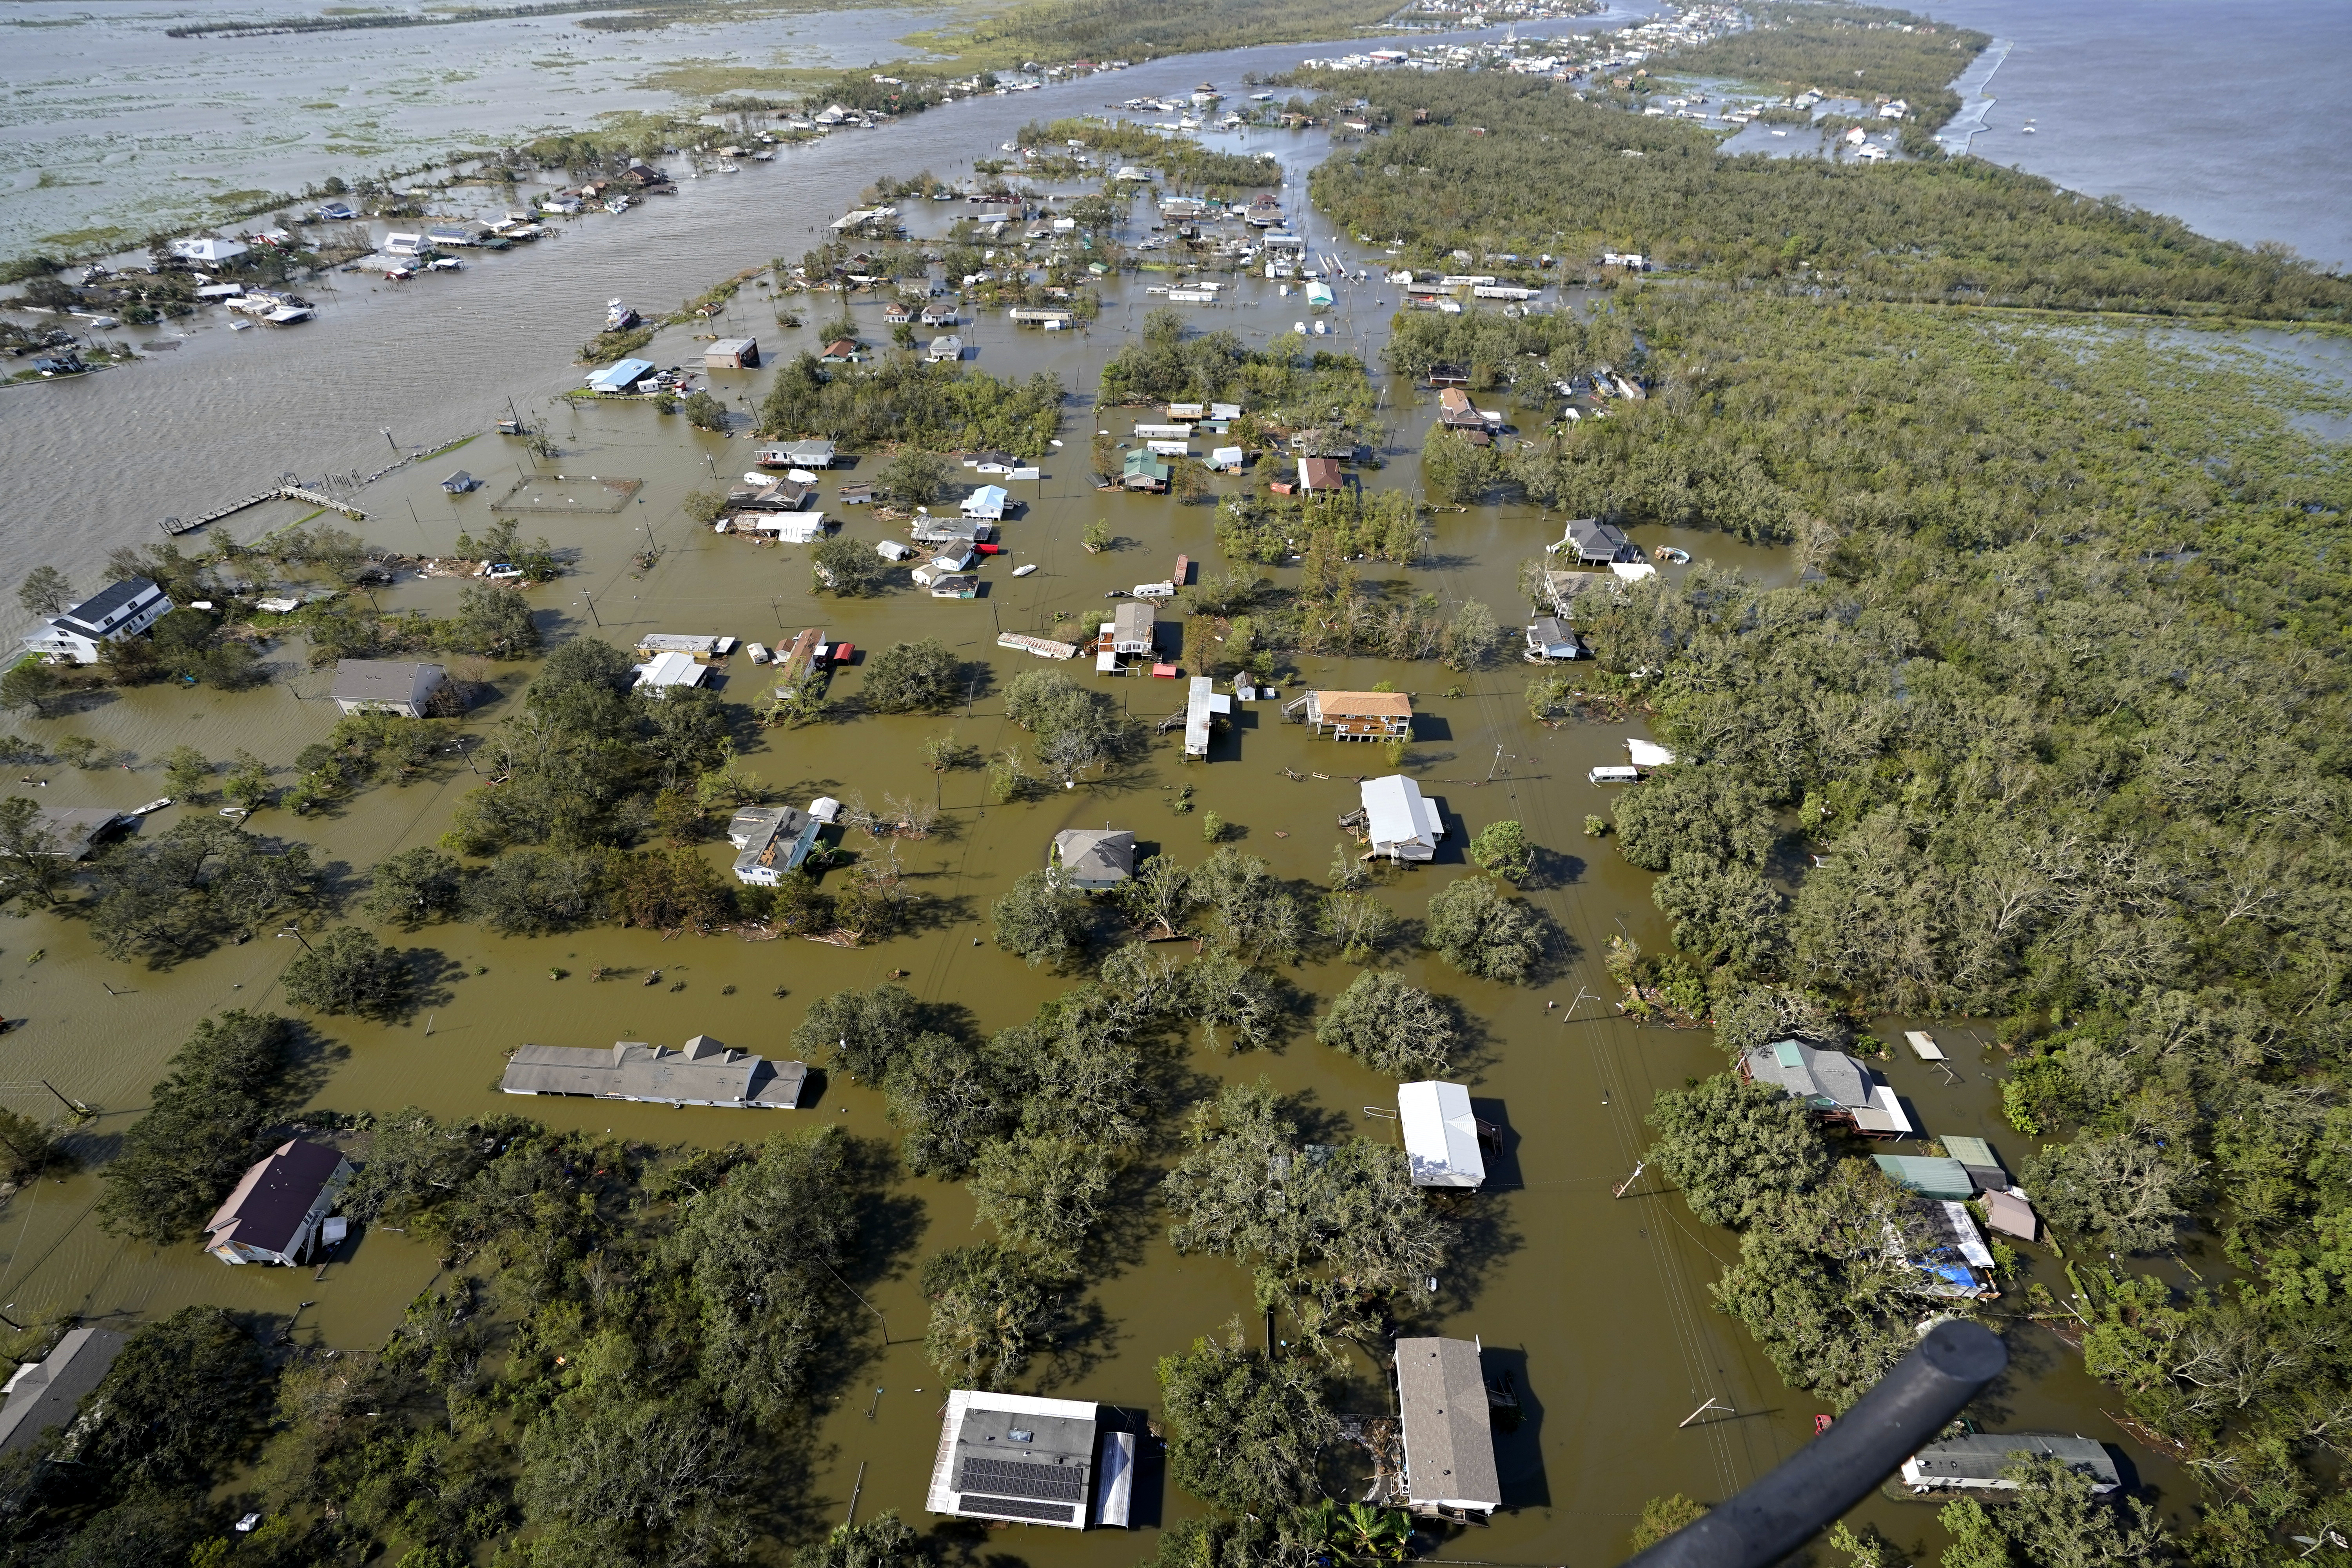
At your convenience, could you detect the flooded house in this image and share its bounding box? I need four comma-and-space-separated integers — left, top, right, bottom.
1103, 601, 1157, 667
1392, 1337, 1502, 1517
1739, 1039, 1913, 1136
1524, 616, 1581, 661
1357, 774, 1443, 862
1051, 828, 1135, 890
1122, 450, 1171, 491
1298, 456, 1346, 494
201, 1139, 352, 1266
927, 334, 964, 362
20, 577, 171, 664
585, 358, 657, 395
3, 807, 125, 862
499, 1036, 808, 1109
1398, 1080, 1486, 1187
757, 439, 838, 469
730, 804, 821, 884
927, 1390, 1133, 1529
1900, 1434, 2118, 1496
704, 338, 760, 369
1183, 676, 1232, 757
1298, 690, 1412, 741
329, 659, 447, 718
961, 485, 1011, 520
911, 515, 993, 546
632, 651, 706, 694
0, 1328, 125, 1457
1557, 516, 1639, 565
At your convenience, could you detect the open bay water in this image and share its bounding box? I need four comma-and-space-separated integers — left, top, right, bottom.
1922, 0, 2352, 272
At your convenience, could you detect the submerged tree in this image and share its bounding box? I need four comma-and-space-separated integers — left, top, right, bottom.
1314, 970, 1458, 1078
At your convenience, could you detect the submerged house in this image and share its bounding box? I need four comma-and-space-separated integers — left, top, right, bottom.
2, 807, 123, 862
1900, 1434, 2119, 1496
927, 1390, 1133, 1529
1739, 1038, 1912, 1136
21, 578, 172, 664
500, 1036, 808, 1109
1557, 516, 1638, 565
202, 1140, 353, 1266
728, 805, 821, 885
1183, 676, 1232, 759
1359, 775, 1443, 862
1392, 1337, 1502, 1517
330, 659, 447, 718
1051, 828, 1135, 890
0, 1328, 126, 1457
1122, 449, 1170, 491
1398, 1080, 1486, 1188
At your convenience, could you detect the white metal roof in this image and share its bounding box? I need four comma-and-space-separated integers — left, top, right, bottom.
1361, 775, 1441, 858
1626, 738, 1675, 767
1397, 1080, 1484, 1188
632, 650, 705, 691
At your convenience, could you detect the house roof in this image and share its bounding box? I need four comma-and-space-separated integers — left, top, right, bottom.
1361, 774, 1441, 851
1942, 1135, 2002, 1174
11, 807, 120, 860
59, 578, 161, 632
732, 807, 818, 877
1398, 1080, 1483, 1187
501, 1038, 807, 1107
1394, 1336, 1501, 1509
1744, 1038, 1873, 1108
927, 1389, 1102, 1527
1906, 1434, 2117, 1489
331, 659, 444, 705
1111, 602, 1155, 644
203, 1139, 347, 1256
1122, 449, 1170, 481
822, 339, 858, 356
0, 1328, 125, 1457
1873, 1154, 1975, 1200
1299, 457, 1344, 489
633, 651, 706, 690
1315, 690, 1412, 719
1053, 828, 1135, 884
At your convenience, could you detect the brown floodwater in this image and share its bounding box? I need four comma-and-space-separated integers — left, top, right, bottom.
0, 24, 2176, 1560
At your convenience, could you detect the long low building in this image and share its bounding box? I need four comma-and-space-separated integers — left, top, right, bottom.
1394, 1336, 1502, 1516
1900, 1433, 2118, 1495
1399, 1080, 1486, 1188
501, 1036, 807, 1109
927, 1390, 1132, 1529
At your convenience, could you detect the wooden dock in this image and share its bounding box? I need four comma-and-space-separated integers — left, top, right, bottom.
162, 485, 366, 536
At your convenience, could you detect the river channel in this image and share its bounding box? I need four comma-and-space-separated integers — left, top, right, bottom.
0, 6, 2204, 1561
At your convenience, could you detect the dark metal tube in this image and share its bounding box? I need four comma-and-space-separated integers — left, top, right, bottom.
1622, 1320, 2007, 1568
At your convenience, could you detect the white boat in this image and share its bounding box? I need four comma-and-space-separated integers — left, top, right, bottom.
128, 797, 173, 816
1013, 563, 1038, 577
715, 162, 741, 173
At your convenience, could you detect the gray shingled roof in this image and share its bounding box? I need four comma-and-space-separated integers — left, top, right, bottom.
1394, 1336, 1501, 1509
501, 1038, 806, 1108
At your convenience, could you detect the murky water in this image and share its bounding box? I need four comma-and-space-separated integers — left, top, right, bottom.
0, 3, 2203, 1557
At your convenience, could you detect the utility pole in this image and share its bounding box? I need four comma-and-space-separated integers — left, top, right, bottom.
581, 588, 600, 628
277, 927, 315, 955
1613, 1159, 1647, 1199
1679, 1396, 1731, 1428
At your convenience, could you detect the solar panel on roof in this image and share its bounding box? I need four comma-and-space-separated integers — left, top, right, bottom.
955, 1458, 1086, 1503
960, 1495, 1077, 1523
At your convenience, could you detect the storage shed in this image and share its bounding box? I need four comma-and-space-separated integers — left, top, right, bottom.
704, 338, 760, 368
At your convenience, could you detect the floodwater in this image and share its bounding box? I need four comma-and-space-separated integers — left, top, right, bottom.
0, 4, 2208, 1560
0, 0, 958, 258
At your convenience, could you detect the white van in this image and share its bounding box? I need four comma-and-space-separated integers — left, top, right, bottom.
1588, 765, 1641, 784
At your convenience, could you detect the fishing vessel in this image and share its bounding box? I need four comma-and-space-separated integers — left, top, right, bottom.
606, 299, 639, 331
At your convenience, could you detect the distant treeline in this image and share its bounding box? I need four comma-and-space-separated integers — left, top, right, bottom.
1308, 69, 2352, 318
1661, 1, 1989, 131
914, 0, 1403, 66
166, 0, 706, 40
1018, 116, 1279, 191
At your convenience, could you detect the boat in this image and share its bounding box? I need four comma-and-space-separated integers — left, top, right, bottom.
715, 162, 741, 173
2020, 125, 2036, 134
1654, 545, 1691, 564
606, 299, 639, 331
128, 797, 173, 816
1012, 563, 1038, 577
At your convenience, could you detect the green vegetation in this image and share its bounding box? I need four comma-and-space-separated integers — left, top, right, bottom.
992, 868, 1089, 967
278, 925, 416, 1019
1645, 1074, 1828, 1228
759, 352, 1063, 456
96, 1011, 296, 1243
1424, 874, 1548, 982
857, 638, 965, 711
909, 0, 1401, 73
1314, 969, 1457, 1077
1103, 310, 1379, 434
85, 818, 317, 965
1002, 668, 1143, 786
1661, 3, 1986, 133
1309, 71, 2352, 318
1017, 117, 1281, 191
1466, 819, 1534, 880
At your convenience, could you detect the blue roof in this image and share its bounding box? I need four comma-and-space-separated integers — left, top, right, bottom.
588, 358, 655, 391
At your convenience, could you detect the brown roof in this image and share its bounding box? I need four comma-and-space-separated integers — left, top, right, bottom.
1437, 387, 1472, 414
1299, 457, 1344, 490
203, 1139, 347, 1256
1316, 690, 1412, 719
823, 339, 858, 356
